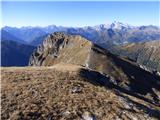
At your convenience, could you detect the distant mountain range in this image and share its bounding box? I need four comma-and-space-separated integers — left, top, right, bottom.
2, 21, 160, 47
1, 40, 35, 66
1, 22, 160, 67
1, 30, 26, 44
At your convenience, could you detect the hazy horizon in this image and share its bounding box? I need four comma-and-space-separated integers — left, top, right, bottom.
1, 1, 159, 28
2, 21, 160, 29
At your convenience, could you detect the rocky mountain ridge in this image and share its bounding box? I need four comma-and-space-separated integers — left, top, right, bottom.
107, 40, 160, 72
29, 32, 160, 106
29, 32, 92, 66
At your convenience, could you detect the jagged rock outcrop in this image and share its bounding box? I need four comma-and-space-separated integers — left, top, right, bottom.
29, 32, 92, 66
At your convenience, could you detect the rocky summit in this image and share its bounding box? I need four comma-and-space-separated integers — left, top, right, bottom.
29, 32, 92, 66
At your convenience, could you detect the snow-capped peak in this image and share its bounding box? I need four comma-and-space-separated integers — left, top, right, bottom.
110, 21, 130, 29
93, 24, 110, 31
92, 21, 134, 31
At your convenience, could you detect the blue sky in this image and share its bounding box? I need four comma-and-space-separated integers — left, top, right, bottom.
1, 1, 160, 27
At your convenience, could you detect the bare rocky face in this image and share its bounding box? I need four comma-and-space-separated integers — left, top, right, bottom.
29, 32, 92, 66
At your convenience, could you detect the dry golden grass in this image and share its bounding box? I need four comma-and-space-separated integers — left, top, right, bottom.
1, 64, 160, 120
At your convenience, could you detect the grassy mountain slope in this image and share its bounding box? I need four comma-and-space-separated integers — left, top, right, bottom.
2, 65, 160, 120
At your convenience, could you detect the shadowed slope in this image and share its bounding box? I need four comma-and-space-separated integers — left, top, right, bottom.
1, 40, 35, 66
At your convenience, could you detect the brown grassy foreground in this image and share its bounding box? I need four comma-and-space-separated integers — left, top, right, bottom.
1, 64, 160, 120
